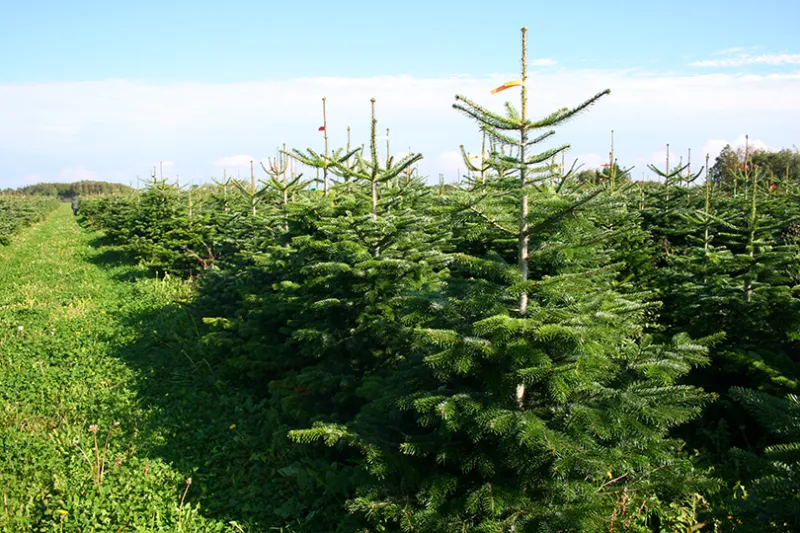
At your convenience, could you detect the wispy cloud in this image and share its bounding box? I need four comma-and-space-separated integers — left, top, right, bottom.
531, 58, 556, 67
690, 53, 800, 67
712, 47, 747, 56
710, 46, 762, 56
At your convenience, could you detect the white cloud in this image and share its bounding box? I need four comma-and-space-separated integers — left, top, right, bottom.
1, 68, 799, 187
531, 58, 556, 67
649, 151, 671, 171
702, 135, 771, 160
57, 166, 98, 182
213, 155, 257, 167
690, 53, 800, 67
434, 151, 466, 181
736, 135, 770, 152
572, 153, 605, 170
701, 139, 731, 162
712, 47, 748, 56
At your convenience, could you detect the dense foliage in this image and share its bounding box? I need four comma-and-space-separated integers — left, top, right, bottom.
74, 145, 800, 532
0, 196, 59, 245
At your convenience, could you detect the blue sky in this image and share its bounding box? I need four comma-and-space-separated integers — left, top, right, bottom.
1, 0, 799, 188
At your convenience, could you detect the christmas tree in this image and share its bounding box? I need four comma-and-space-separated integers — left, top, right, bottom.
291, 27, 717, 532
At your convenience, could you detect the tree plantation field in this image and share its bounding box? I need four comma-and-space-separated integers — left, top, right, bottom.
2, 32, 800, 533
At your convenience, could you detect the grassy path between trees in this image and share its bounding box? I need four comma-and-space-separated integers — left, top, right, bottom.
0, 205, 270, 532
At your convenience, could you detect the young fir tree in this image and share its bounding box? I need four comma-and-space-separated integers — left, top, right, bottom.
655, 165, 800, 393
639, 152, 705, 268
117, 175, 204, 274
631, 157, 800, 532
286, 97, 363, 200
290, 27, 717, 533
197, 99, 453, 531
727, 387, 800, 532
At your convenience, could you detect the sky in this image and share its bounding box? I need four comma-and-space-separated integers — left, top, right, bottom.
1, 0, 799, 189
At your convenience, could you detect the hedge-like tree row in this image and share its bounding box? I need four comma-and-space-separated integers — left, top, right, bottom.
76, 29, 799, 533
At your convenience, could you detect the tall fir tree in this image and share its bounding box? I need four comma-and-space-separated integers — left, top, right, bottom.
291, 27, 717, 533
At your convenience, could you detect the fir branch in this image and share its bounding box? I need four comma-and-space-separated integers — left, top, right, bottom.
529, 90, 611, 129
453, 95, 522, 131
467, 204, 517, 236
523, 187, 605, 238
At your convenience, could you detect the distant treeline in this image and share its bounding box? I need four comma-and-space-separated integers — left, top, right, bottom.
1, 181, 134, 199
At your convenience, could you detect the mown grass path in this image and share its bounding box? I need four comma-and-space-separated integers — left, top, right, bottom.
0, 205, 255, 532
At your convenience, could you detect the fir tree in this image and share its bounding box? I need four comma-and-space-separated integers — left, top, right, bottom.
290, 27, 717, 533
728, 388, 800, 532
196, 99, 451, 531
638, 159, 800, 528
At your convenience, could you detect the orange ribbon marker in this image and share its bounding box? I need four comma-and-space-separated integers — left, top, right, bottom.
491, 79, 523, 94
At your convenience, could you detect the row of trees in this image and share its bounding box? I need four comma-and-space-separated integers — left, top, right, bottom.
710, 144, 800, 188
0, 196, 59, 245
76, 29, 798, 533
573, 145, 800, 191
2, 180, 134, 199
6, 143, 794, 204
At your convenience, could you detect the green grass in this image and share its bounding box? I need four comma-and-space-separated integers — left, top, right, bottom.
0, 205, 271, 532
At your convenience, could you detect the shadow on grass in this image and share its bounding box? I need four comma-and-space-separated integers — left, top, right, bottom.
83, 234, 155, 283
99, 297, 286, 530
83, 229, 210, 284
84, 232, 119, 249
80, 231, 346, 532
75, 225, 282, 527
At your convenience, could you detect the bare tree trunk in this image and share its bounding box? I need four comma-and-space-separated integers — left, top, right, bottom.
322, 97, 329, 195
516, 27, 529, 409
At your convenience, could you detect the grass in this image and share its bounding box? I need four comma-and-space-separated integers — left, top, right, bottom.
0, 205, 274, 532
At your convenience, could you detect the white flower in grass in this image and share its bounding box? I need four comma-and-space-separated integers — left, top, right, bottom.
17, 326, 23, 332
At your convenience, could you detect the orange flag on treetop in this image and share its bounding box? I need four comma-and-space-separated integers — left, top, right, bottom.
491, 79, 523, 94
